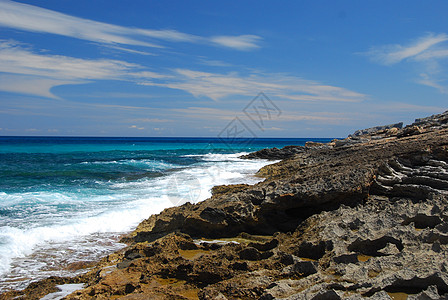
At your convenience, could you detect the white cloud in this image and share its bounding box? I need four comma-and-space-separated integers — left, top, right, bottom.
211, 35, 261, 51
0, 74, 77, 99
172, 107, 238, 120
367, 33, 448, 65
0, 40, 167, 97
413, 49, 448, 61
0, 0, 262, 51
264, 127, 284, 131
280, 111, 351, 124
129, 71, 173, 80
198, 58, 233, 67
376, 102, 446, 113
128, 118, 173, 123
90, 103, 154, 111
0, 0, 161, 48
136, 29, 200, 43
105, 45, 156, 56
0, 41, 364, 103
171, 106, 351, 125
366, 33, 448, 94
417, 73, 448, 94
141, 69, 366, 102
0, 40, 141, 80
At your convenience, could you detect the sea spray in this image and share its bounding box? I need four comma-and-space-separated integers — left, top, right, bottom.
0, 137, 324, 291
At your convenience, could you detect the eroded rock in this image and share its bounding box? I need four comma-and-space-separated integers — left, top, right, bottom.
4, 111, 448, 300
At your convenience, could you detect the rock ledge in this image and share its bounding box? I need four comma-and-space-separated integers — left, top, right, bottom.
2, 111, 448, 300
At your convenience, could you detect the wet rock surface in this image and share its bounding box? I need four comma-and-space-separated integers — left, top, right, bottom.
2, 111, 448, 299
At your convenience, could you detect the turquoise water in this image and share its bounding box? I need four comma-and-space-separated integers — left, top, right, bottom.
0, 136, 330, 291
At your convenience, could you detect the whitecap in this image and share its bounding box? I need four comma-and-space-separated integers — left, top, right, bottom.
0, 152, 275, 291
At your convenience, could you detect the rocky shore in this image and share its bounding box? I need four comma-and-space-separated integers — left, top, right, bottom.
2, 111, 448, 299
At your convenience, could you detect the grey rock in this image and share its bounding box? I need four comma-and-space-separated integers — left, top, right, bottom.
413, 110, 448, 128
240, 145, 305, 160
116, 260, 132, 269
334, 138, 368, 147
282, 260, 318, 277
368, 291, 392, 299
310, 289, 342, 300
83, 111, 448, 299
261, 280, 295, 299
397, 125, 425, 138
349, 122, 403, 138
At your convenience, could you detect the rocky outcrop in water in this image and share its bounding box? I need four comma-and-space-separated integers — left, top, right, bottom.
2, 111, 448, 300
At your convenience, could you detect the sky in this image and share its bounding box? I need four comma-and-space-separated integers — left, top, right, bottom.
0, 0, 447, 138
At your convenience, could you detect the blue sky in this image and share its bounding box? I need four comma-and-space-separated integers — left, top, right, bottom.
0, 0, 447, 137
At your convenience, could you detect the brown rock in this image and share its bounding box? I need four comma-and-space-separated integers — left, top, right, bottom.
4, 111, 448, 300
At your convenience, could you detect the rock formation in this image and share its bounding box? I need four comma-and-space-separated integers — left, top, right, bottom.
239, 145, 305, 160
2, 110, 448, 300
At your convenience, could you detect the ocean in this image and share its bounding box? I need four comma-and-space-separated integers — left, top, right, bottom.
0, 136, 330, 291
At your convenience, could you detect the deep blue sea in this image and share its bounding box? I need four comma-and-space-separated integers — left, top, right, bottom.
0, 136, 330, 291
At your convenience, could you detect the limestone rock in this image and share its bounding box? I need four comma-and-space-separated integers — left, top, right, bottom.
240, 145, 305, 160
4, 110, 448, 300
349, 122, 403, 138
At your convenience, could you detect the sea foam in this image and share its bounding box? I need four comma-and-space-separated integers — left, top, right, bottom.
0, 152, 272, 291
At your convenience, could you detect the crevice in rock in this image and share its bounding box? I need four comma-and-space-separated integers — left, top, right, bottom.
348, 218, 364, 231
365, 274, 448, 296
348, 236, 403, 257
159, 263, 193, 283
402, 214, 442, 229
423, 232, 448, 244
260, 195, 365, 234
294, 241, 333, 260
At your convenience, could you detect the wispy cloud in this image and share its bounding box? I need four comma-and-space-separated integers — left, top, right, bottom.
105, 45, 156, 56
0, 0, 161, 48
417, 73, 448, 94
414, 49, 448, 61
0, 38, 365, 103
371, 101, 446, 114
0, 0, 262, 51
0, 74, 77, 99
172, 107, 238, 120
365, 33, 448, 93
0, 40, 366, 103
211, 35, 262, 51
279, 111, 350, 123
127, 118, 173, 123
141, 69, 366, 102
198, 58, 233, 67
0, 40, 142, 80
0, 40, 166, 97
171, 106, 351, 125
367, 33, 448, 65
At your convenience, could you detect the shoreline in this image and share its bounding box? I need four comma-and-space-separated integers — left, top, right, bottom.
2, 111, 448, 299
0, 151, 273, 294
